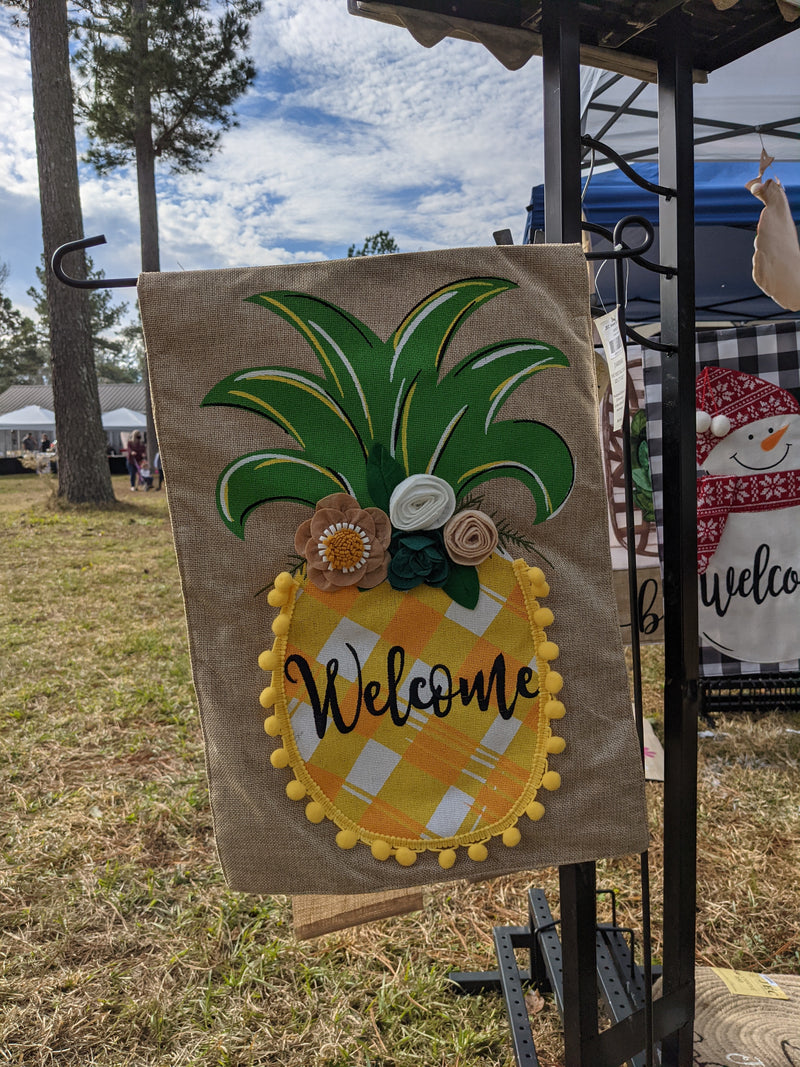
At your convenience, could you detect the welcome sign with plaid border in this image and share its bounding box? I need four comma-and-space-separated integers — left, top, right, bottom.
642, 320, 800, 678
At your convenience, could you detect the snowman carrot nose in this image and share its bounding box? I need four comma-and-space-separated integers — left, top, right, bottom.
761, 424, 790, 451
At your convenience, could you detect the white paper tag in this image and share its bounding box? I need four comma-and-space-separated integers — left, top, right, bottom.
596, 308, 627, 431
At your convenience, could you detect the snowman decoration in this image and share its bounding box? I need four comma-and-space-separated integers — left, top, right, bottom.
696, 366, 800, 664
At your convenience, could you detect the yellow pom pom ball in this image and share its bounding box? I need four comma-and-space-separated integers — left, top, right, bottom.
305, 801, 325, 824
267, 588, 289, 608
502, 826, 521, 848
546, 735, 566, 755
336, 829, 358, 850
544, 671, 564, 694
258, 649, 279, 672
533, 580, 550, 598
468, 843, 488, 862
395, 847, 417, 867
545, 699, 566, 720
370, 840, 392, 861
274, 571, 295, 592
286, 779, 306, 801
259, 686, 277, 709
538, 641, 559, 662
528, 567, 546, 586
542, 770, 561, 791
533, 607, 554, 628
526, 801, 545, 821
438, 849, 457, 870
263, 715, 280, 737
269, 747, 289, 769
271, 614, 290, 637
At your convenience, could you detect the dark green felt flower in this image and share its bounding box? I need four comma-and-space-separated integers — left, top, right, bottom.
388, 528, 450, 591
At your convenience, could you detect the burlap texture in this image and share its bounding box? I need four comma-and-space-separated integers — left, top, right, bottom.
138, 245, 648, 894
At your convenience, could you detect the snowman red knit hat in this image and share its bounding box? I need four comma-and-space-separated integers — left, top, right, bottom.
695, 366, 800, 466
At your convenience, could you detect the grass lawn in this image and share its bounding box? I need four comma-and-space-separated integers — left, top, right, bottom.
1, 473, 798, 1066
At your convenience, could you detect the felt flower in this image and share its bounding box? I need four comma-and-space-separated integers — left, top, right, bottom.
294, 492, 391, 591
443, 509, 498, 566
389, 474, 456, 531
387, 528, 450, 591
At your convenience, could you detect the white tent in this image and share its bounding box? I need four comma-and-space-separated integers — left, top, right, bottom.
580, 33, 800, 165
100, 407, 147, 429
0, 404, 56, 429
0, 405, 56, 455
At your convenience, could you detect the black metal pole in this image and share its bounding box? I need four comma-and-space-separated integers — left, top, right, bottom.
656, 11, 699, 1066
541, 3, 600, 1064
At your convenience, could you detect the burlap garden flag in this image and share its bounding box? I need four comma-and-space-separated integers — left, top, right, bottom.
138, 245, 648, 894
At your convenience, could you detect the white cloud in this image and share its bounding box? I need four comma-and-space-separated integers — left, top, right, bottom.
0, 3, 545, 314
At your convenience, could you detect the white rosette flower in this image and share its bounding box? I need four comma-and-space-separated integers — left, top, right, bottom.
389, 474, 457, 531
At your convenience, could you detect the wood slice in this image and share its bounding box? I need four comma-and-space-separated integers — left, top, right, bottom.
693, 967, 800, 1066
292, 888, 424, 940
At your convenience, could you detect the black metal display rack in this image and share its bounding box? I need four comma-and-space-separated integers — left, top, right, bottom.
444, 5, 700, 1063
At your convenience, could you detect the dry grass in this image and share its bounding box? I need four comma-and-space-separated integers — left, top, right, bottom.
1, 473, 798, 1066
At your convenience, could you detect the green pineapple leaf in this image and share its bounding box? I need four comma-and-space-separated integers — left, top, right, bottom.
442, 563, 480, 610
435, 418, 574, 523
388, 278, 518, 388
216, 449, 359, 539
246, 292, 382, 444
365, 442, 406, 512
399, 338, 570, 474
201, 367, 369, 481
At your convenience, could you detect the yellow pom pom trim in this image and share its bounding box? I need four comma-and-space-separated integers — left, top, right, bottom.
270, 747, 289, 769
542, 770, 561, 791
336, 829, 358, 850
286, 779, 306, 801
544, 670, 564, 694
259, 686, 277, 709
261, 558, 565, 866
370, 840, 392, 861
545, 699, 566, 720
258, 648, 279, 672
502, 826, 521, 848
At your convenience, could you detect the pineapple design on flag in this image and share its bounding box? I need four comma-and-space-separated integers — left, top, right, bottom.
202, 277, 576, 869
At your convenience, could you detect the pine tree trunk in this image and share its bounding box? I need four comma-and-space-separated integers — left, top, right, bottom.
131, 0, 159, 468
28, 0, 115, 505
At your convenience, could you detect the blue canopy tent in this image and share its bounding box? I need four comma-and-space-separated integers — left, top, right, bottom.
525, 160, 800, 321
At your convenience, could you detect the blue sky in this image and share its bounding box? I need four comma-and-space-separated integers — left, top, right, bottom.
0, 3, 546, 319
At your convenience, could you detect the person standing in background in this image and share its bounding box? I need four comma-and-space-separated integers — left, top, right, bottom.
125, 430, 146, 491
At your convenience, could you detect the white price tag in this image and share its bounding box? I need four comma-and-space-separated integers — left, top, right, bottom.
596, 308, 627, 431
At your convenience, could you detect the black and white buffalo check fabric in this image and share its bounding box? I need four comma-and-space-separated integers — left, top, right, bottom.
640, 320, 800, 678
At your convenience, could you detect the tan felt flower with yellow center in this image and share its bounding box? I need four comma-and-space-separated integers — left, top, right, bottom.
295, 492, 391, 591
319, 524, 370, 571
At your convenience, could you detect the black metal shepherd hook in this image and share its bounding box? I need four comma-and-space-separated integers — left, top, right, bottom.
51, 234, 138, 290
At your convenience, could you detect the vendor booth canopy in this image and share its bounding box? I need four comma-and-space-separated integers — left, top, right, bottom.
525, 161, 800, 321
100, 407, 147, 429
0, 404, 57, 429
526, 32, 800, 322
